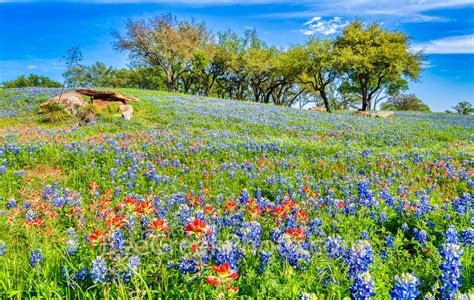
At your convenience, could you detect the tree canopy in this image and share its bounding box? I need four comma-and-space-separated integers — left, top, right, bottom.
2, 74, 61, 88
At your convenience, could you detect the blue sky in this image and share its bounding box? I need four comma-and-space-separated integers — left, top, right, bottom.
0, 0, 473, 111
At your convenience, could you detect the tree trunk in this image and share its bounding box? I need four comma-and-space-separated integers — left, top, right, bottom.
166, 72, 175, 92
319, 89, 332, 113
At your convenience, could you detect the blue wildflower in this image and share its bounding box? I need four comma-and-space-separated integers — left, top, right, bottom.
91, 256, 108, 284
177, 257, 198, 275
29, 249, 44, 267
6, 200, 16, 209
445, 225, 459, 244
460, 228, 473, 246
0, 241, 5, 256
127, 256, 141, 272
258, 250, 271, 274
389, 273, 421, 300
66, 228, 78, 256
325, 235, 346, 259
385, 235, 395, 249
346, 240, 373, 280
350, 272, 376, 299
413, 229, 428, 246
438, 237, 464, 299
112, 229, 125, 253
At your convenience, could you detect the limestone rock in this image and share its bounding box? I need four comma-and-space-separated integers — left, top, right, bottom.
308, 107, 327, 112
374, 111, 394, 118
122, 110, 133, 121
120, 104, 134, 120
40, 92, 85, 113
354, 110, 369, 117
76, 88, 139, 103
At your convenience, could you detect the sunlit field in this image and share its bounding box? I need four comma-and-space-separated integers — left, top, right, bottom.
0, 88, 472, 299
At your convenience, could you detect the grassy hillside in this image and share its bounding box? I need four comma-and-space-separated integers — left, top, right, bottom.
0, 88, 472, 298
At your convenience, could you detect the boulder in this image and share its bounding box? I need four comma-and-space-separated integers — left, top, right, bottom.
354, 110, 369, 117
119, 104, 133, 113
40, 92, 85, 113
122, 110, 133, 121
120, 104, 134, 120
76, 88, 139, 103
374, 111, 394, 118
92, 99, 116, 108
308, 106, 327, 112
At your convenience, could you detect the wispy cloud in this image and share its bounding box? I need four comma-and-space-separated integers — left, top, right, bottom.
27, 65, 38, 69
413, 34, 474, 54
261, 0, 473, 23
301, 16, 348, 36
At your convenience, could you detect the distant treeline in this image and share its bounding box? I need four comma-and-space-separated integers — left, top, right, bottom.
4, 14, 431, 112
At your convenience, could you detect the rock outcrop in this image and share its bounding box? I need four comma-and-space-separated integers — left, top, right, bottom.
40, 92, 85, 114
119, 104, 134, 121
308, 107, 327, 112
75, 88, 139, 120
75, 88, 139, 103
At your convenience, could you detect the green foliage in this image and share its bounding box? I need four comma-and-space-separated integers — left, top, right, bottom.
335, 20, 423, 111
381, 94, 430, 111
2, 74, 61, 88
451, 101, 473, 115
40, 103, 71, 123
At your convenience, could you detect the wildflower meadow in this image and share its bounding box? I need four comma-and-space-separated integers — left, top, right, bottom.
0, 88, 472, 299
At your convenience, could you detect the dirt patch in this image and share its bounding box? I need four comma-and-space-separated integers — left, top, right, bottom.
26, 165, 63, 180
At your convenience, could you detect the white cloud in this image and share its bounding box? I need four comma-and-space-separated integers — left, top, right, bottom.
262, 0, 473, 23
27, 65, 38, 69
413, 34, 474, 54
303, 16, 321, 26
301, 16, 349, 36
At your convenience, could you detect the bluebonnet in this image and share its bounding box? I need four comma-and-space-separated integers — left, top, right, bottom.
460, 228, 473, 246
278, 235, 310, 270
307, 217, 323, 237
29, 249, 44, 267
350, 272, 376, 299
214, 240, 243, 271
385, 235, 395, 249
127, 256, 141, 272
74, 267, 89, 282
361, 231, 370, 240
270, 228, 283, 243
451, 193, 471, 216
91, 256, 108, 284
325, 235, 345, 259
112, 229, 126, 253
0, 241, 5, 256
357, 181, 375, 207
66, 228, 78, 256
401, 223, 409, 235
177, 257, 198, 275
379, 189, 394, 207
25, 209, 37, 221
236, 221, 261, 248
346, 240, 373, 280
413, 229, 428, 246
414, 195, 431, 218
379, 212, 387, 223
389, 273, 421, 300
258, 250, 271, 274
438, 228, 464, 300
6, 200, 16, 209
445, 226, 459, 244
